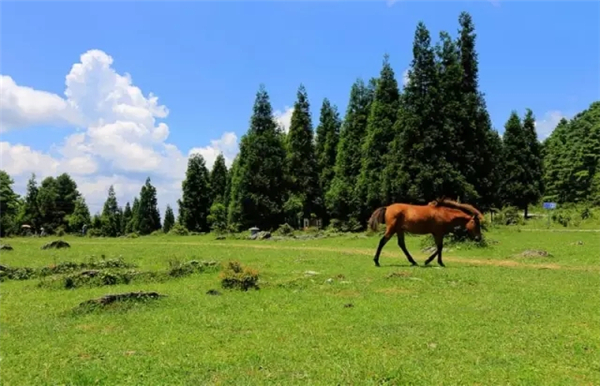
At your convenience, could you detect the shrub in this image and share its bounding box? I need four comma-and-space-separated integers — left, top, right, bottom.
55, 226, 66, 237
492, 206, 523, 226
150, 230, 164, 236
275, 223, 294, 236
219, 261, 259, 291
169, 223, 189, 236
126, 232, 140, 239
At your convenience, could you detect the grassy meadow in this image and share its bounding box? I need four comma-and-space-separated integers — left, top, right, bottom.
1, 226, 599, 386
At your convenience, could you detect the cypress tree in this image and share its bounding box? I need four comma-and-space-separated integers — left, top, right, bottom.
178, 154, 211, 232
135, 177, 161, 235
357, 54, 400, 216
37, 177, 59, 232
315, 98, 341, 217
228, 85, 287, 231
67, 196, 91, 233
285, 84, 320, 222
325, 79, 374, 222
542, 118, 570, 202
122, 202, 132, 234
54, 173, 80, 230
129, 197, 140, 233
387, 22, 469, 203
210, 153, 229, 205
456, 11, 498, 208
163, 204, 175, 233
101, 185, 120, 237
0, 170, 20, 236
522, 109, 544, 216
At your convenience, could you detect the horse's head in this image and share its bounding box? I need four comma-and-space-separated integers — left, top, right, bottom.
465, 214, 482, 242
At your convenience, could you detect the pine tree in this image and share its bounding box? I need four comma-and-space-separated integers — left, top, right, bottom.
163, 204, 175, 233
326, 79, 374, 222
210, 153, 229, 205
543, 118, 570, 202
285, 84, 320, 222
135, 177, 162, 235
101, 185, 121, 237
228, 85, 287, 230
178, 154, 211, 232
357, 54, 401, 217
314, 98, 341, 219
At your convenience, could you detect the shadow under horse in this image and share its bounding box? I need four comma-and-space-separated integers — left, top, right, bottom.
367, 198, 484, 267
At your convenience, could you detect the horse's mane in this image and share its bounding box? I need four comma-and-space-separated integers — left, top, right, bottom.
429, 198, 484, 221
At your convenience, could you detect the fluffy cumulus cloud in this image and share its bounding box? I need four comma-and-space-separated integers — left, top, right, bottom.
274, 106, 294, 133
534, 110, 566, 140
0, 49, 239, 215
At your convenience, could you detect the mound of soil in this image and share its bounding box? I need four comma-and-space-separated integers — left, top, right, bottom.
41, 240, 71, 250
518, 249, 551, 258
0, 244, 14, 251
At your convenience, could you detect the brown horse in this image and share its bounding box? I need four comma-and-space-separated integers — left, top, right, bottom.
367, 198, 484, 267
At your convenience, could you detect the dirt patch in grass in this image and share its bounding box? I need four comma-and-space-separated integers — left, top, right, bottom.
517, 249, 552, 258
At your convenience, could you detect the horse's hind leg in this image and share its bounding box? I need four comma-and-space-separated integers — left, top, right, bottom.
397, 231, 418, 266
373, 226, 394, 267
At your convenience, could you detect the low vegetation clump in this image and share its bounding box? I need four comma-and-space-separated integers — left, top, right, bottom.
219, 260, 260, 291
72, 291, 166, 314
0, 256, 135, 282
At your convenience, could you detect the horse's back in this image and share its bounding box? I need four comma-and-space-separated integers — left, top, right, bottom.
386, 203, 436, 233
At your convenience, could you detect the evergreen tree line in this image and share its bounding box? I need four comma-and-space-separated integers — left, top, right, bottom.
1, 12, 598, 237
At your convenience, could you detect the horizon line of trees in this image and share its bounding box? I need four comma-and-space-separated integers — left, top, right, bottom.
1, 11, 599, 237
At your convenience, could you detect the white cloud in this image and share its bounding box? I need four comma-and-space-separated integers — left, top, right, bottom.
274, 106, 294, 133
402, 68, 410, 87
0, 49, 241, 216
534, 110, 566, 140
188, 131, 239, 169
0, 75, 81, 132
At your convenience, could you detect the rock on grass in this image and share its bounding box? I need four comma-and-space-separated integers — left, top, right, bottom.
41, 240, 70, 250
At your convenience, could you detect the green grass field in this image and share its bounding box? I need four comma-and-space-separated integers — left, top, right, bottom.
1, 227, 599, 386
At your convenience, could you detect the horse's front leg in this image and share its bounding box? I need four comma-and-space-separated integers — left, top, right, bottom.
425, 234, 443, 266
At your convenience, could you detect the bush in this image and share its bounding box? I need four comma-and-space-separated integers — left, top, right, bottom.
492, 206, 523, 226
150, 230, 164, 236
219, 261, 259, 291
168, 223, 189, 236
87, 228, 103, 238
551, 209, 572, 227
55, 226, 66, 237
126, 232, 140, 239
275, 223, 294, 236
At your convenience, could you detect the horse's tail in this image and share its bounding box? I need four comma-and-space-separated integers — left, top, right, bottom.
368, 206, 387, 232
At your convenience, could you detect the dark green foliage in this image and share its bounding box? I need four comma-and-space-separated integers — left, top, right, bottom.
67, 197, 91, 233
207, 202, 227, 232
543, 102, 600, 204
54, 173, 80, 231
228, 85, 287, 231
122, 202, 132, 234
178, 153, 211, 232
0, 170, 19, 236
219, 261, 260, 291
501, 110, 544, 216
210, 153, 229, 205
286, 84, 320, 221
162, 205, 175, 233
17, 174, 40, 232
315, 98, 341, 219
386, 22, 470, 204
326, 79, 374, 222
135, 177, 161, 235
101, 186, 121, 237
357, 54, 400, 216
169, 223, 189, 236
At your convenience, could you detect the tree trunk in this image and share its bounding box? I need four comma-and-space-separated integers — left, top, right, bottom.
524, 205, 529, 220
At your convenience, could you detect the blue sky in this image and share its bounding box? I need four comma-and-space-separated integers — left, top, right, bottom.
1, 1, 598, 215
